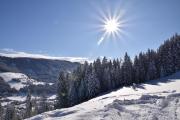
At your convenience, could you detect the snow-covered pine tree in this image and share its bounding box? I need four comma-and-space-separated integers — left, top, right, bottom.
146, 60, 157, 80
159, 39, 173, 76
93, 58, 103, 91
122, 52, 133, 85
174, 34, 180, 70
25, 89, 32, 118
31, 97, 38, 116
0, 102, 3, 120
111, 59, 118, 88
38, 93, 49, 114
56, 71, 69, 108
68, 79, 79, 106
145, 49, 158, 80
133, 55, 141, 83
77, 62, 89, 102
4, 104, 16, 120
170, 34, 180, 72
137, 53, 147, 83
103, 67, 111, 90
85, 64, 100, 99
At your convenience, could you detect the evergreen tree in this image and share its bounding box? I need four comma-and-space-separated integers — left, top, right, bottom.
4, 104, 16, 120
133, 56, 141, 83
68, 80, 79, 106
146, 60, 157, 80
138, 53, 147, 82
122, 53, 133, 85
93, 58, 103, 90
38, 93, 49, 114
31, 98, 38, 116
56, 71, 69, 108
85, 64, 100, 98
25, 89, 32, 118
0, 102, 3, 120
145, 49, 158, 80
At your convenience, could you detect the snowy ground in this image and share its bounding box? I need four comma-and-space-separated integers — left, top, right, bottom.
27, 72, 180, 120
0, 72, 53, 90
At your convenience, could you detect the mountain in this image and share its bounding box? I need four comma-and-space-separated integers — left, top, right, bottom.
0, 56, 80, 83
27, 71, 180, 120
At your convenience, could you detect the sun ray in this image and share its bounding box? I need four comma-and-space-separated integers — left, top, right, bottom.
92, 1, 130, 46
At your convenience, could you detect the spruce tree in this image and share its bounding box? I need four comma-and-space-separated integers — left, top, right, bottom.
122, 53, 133, 85
56, 71, 69, 108
85, 64, 100, 98
38, 93, 49, 114
25, 89, 32, 118
133, 56, 140, 83
0, 102, 3, 120
4, 104, 16, 120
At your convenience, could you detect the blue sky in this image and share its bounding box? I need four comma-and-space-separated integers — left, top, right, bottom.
0, 0, 180, 59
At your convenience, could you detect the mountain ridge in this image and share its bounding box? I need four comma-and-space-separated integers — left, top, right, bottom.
0, 56, 80, 82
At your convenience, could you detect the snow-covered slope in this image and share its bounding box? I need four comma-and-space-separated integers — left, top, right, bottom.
27, 72, 180, 120
0, 56, 80, 82
0, 72, 50, 90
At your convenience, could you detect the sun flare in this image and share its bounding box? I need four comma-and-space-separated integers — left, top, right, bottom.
104, 19, 119, 33
94, 3, 129, 46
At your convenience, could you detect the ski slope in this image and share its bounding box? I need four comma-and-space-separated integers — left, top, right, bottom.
27, 72, 180, 120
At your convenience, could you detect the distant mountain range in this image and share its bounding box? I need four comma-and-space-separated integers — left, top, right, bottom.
0, 56, 80, 83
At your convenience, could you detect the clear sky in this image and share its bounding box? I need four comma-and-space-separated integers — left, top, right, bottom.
0, 0, 180, 59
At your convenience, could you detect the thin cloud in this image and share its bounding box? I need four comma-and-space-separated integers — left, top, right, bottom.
0, 48, 90, 63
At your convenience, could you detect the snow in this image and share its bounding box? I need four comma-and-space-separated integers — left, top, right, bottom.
27, 72, 180, 120
6, 95, 41, 102
7, 96, 26, 101
48, 95, 57, 100
0, 72, 52, 90
0, 72, 27, 82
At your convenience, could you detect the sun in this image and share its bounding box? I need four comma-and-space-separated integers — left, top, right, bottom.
97, 17, 123, 45
104, 19, 119, 34
94, 3, 129, 46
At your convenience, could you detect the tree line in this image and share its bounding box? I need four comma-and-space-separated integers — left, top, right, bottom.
56, 34, 180, 109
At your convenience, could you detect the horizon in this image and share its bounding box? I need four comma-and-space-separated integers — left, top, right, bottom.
1, 0, 180, 60
0, 33, 178, 62
0, 32, 177, 63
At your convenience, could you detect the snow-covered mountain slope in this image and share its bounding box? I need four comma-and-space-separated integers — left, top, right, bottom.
28, 72, 180, 120
0, 72, 51, 90
0, 56, 80, 82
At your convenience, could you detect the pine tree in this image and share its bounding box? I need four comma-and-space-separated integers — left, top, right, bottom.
174, 34, 180, 70
138, 53, 147, 82
103, 67, 111, 90
25, 89, 32, 118
0, 102, 3, 120
4, 104, 16, 120
38, 93, 49, 114
133, 56, 140, 83
85, 64, 100, 98
122, 53, 133, 85
68, 80, 79, 106
93, 58, 103, 90
78, 77, 87, 101
146, 60, 157, 80
56, 71, 69, 108
31, 98, 38, 116
145, 49, 158, 80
